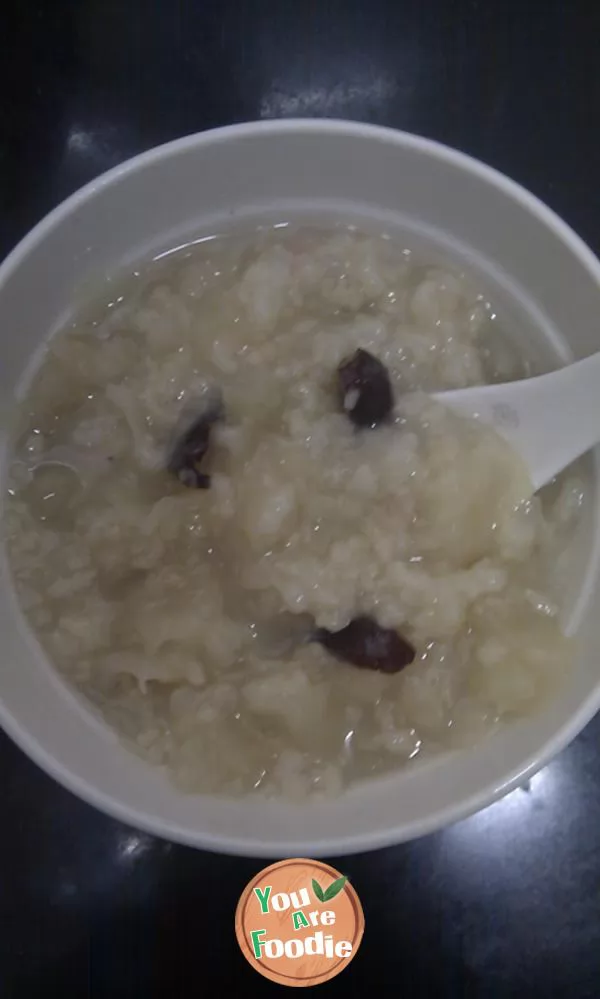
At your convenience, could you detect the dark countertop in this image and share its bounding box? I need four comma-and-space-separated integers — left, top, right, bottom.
2, 2, 600, 996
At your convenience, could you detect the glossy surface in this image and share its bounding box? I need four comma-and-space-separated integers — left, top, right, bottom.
2, 0, 600, 994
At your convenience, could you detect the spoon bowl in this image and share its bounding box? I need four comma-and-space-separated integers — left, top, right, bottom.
435, 351, 600, 491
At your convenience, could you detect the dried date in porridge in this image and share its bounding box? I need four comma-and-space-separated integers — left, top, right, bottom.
338, 349, 394, 428
4, 223, 580, 798
316, 617, 415, 673
168, 393, 223, 489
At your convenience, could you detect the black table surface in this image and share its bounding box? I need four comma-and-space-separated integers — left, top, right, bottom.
2, 2, 600, 996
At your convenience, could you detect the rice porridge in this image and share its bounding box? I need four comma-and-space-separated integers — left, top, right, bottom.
3, 225, 583, 798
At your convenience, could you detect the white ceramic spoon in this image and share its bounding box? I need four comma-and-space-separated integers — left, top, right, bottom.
433, 351, 600, 491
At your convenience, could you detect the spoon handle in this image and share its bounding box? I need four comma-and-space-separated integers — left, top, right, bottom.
434, 351, 600, 491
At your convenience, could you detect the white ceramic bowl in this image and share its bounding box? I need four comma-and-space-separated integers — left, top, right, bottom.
2, 120, 600, 857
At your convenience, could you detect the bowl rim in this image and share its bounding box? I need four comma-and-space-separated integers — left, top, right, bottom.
2, 117, 600, 856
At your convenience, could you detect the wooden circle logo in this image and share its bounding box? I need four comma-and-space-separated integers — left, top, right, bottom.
235, 858, 364, 987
